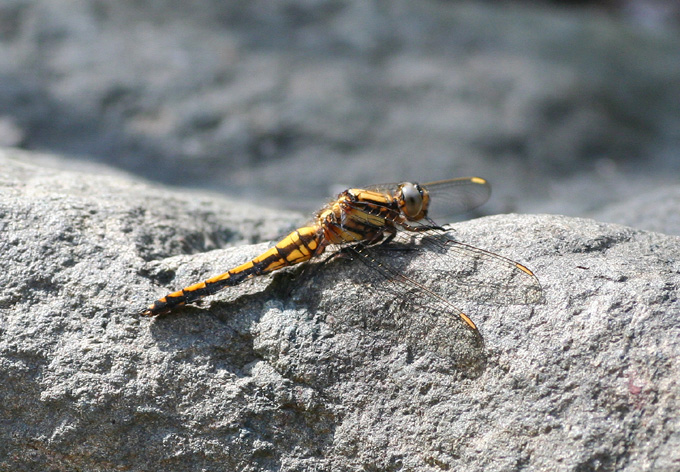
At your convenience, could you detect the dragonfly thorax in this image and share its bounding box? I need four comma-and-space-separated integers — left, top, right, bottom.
316, 190, 396, 245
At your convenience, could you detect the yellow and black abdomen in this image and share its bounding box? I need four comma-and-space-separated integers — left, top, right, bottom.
141, 225, 323, 316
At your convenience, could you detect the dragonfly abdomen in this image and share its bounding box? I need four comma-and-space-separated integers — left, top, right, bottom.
141, 226, 324, 316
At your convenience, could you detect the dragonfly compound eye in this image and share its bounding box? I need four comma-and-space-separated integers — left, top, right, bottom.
400, 182, 423, 218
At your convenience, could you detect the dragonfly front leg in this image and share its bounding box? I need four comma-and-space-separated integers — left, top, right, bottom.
399, 221, 446, 233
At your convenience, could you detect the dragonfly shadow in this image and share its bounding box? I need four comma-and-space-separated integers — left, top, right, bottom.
144, 292, 269, 375
287, 248, 487, 377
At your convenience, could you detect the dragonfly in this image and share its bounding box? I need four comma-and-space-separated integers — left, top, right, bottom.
141, 177, 541, 346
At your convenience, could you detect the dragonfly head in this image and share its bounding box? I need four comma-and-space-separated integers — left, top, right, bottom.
398, 182, 430, 221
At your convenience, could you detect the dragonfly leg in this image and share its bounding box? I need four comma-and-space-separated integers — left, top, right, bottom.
376, 226, 397, 246
399, 219, 445, 232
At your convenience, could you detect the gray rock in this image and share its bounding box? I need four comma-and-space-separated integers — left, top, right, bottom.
1, 150, 678, 471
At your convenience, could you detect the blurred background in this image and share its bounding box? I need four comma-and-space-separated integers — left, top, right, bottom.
0, 0, 678, 224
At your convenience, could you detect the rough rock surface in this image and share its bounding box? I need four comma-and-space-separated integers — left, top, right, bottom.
1, 150, 678, 471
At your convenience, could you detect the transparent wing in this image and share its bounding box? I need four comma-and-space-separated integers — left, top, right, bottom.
292, 226, 541, 372
359, 182, 400, 195
380, 228, 543, 307
421, 177, 491, 222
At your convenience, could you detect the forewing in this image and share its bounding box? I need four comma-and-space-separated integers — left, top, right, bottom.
421, 177, 491, 222
391, 228, 543, 306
